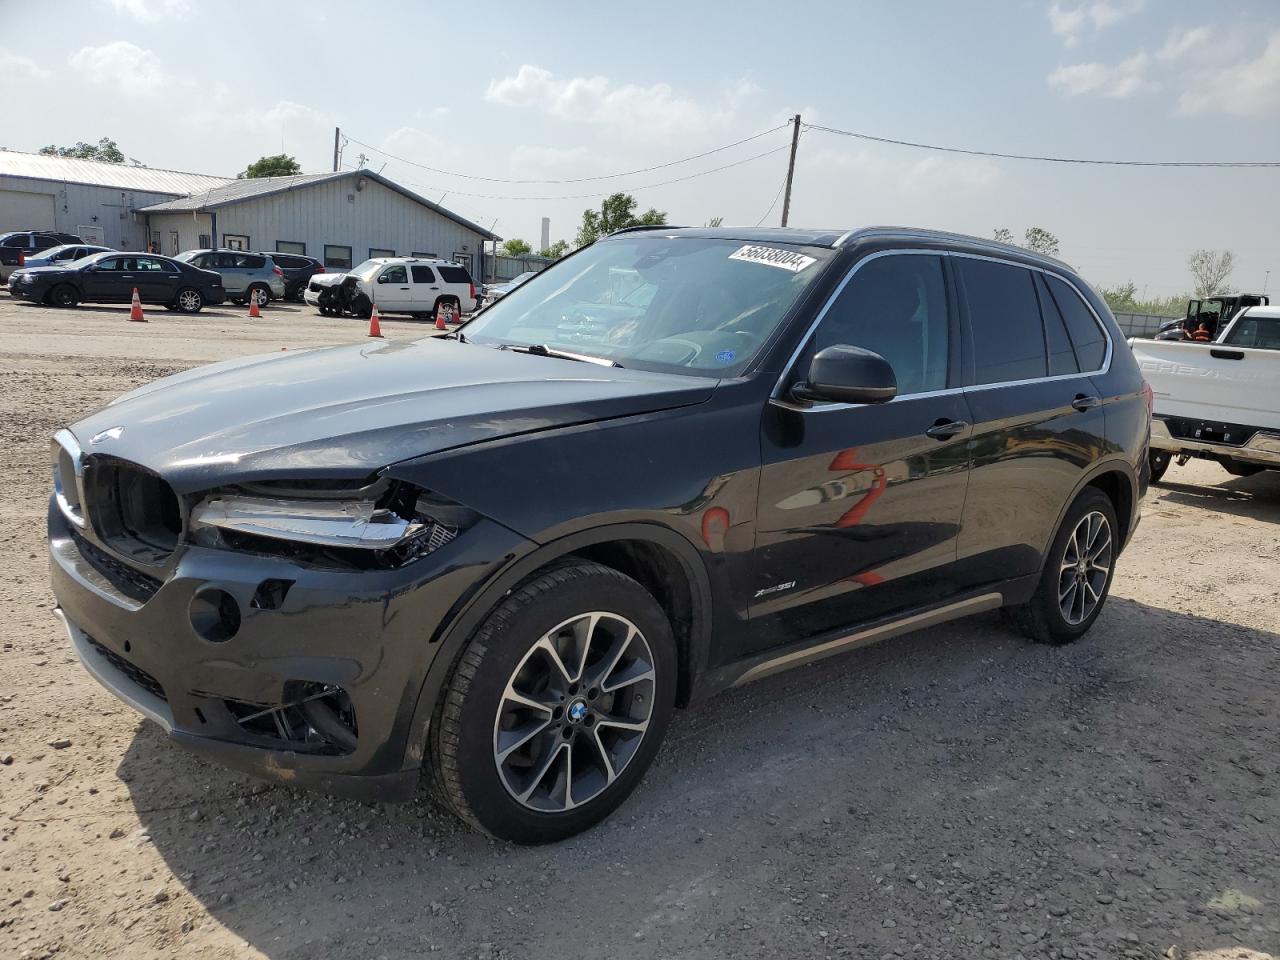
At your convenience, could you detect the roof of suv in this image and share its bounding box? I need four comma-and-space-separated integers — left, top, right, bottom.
602, 225, 1075, 273
362, 257, 466, 267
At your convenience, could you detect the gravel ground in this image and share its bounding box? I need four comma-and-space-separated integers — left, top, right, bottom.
0, 296, 1277, 960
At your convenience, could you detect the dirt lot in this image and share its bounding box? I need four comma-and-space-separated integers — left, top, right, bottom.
0, 295, 1277, 960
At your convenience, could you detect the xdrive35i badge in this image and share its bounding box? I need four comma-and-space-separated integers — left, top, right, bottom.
90, 426, 124, 444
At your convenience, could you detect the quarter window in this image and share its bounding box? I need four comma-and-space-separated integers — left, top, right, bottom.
803, 253, 949, 397
957, 259, 1046, 384
1044, 275, 1107, 371
438, 265, 473, 286
1034, 273, 1080, 376
410, 265, 436, 283
324, 245, 353, 270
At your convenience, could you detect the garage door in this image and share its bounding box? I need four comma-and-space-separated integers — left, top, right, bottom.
0, 190, 56, 230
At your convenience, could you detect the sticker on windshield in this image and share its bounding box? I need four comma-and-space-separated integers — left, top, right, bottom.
715, 350, 736, 364
729, 244, 816, 273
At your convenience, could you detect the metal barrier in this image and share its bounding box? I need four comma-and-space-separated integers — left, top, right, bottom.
1112, 312, 1178, 339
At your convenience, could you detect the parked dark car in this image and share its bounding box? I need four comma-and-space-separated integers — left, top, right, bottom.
262, 251, 325, 301
11, 251, 225, 312
48, 226, 1148, 843
0, 230, 85, 281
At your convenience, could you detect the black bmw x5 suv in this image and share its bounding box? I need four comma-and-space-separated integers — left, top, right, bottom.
49, 226, 1149, 843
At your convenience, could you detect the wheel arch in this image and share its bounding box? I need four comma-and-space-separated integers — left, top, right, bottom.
1042, 457, 1138, 569
401, 522, 714, 771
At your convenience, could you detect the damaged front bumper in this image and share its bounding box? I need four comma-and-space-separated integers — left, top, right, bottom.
49, 499, 531, 802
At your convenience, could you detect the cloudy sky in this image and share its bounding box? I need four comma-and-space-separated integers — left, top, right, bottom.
3, 0, 1278, 295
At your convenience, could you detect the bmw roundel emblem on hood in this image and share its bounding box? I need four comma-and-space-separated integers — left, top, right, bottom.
90, 426, 125, 444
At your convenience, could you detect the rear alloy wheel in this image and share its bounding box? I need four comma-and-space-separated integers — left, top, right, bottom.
1006, 487, 1117, 645
174, 288, 204, 314
247, 285, 270, 309
1148, 449, 1171, 484
430, 561, 676, 844
48, 284, 79, 308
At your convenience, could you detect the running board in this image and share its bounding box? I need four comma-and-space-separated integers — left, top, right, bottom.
732, 592, 1004, 687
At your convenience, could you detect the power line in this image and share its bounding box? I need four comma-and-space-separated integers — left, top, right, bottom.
369, 143, 792, 202
342, 123, 790, 185
804, 122, 1280, 168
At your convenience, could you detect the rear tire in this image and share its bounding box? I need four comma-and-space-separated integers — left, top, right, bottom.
1006, 487, 1118, 646
1148, 449, 1171, 484
247, 285, 270, 309
429, 561, 677, 844
47, 284, 79, 308
174, 288, 204, 314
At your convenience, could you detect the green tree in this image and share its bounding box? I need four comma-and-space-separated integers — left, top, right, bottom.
39, 137, 126, 163
238, 154, 302, 179
993, 226, 1059, 256
1187, 249, 1235, 299
574, 193, 667, 247
1096, 281, 1187, 318
500, 238, 532, 256
538, 240, 569, 259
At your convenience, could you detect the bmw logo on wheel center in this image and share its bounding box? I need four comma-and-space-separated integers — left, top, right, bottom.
568, 700, 588, 723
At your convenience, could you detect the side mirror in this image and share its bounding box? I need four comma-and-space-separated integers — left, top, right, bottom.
791, 345, 897, 405
377, 274, 391, 284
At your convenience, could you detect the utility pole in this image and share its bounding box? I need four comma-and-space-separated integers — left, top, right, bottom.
332, 127, 340, 172
780, 114, 801, 227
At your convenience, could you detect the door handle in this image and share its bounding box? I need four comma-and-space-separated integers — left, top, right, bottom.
1071, 394, 1101, 412
399, 287, 411, 290
925, 418, 968, 440
430, 286, 439, 290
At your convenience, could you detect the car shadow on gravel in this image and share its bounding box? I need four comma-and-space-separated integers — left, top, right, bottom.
116, 598, 1280, 960
1152, 471, 1280, 524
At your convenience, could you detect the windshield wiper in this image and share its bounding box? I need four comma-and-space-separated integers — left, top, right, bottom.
500, 343, 621, 367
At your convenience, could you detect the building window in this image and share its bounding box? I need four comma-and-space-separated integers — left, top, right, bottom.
411, 251, 436, 258
369, 247, 395, 259
324, 245, 353, 269
223, 234, 250, 251
168, 231, 179, 255
276, 241, 306, 255
198, 234, 211, 248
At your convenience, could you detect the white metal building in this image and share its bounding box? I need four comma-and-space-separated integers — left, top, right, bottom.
0, 150, 229, 249
0, 151, 498, 277
138, 170, 496, 276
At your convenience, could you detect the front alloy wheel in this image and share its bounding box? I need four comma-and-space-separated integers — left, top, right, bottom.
175, 288, 203, 313
430, 561, 676, 844
494, 612, 655, 812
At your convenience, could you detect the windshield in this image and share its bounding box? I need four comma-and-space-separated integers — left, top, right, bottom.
350, 259, 382, 281
1223, 316, 1280, 349
462, 237, 833, 376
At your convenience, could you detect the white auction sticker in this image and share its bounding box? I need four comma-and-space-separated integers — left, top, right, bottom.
728, 244, 816, 272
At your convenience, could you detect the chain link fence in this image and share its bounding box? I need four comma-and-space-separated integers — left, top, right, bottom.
1111, 311, 1178, 339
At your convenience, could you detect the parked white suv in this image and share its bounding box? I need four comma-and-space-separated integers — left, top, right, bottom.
304, 257, 476, 319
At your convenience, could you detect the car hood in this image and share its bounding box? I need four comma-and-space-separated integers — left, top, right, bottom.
308, 272, 349, 288
69, 337, 716, 493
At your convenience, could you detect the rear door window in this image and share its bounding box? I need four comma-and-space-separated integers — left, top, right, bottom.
1034, 273, 1080, 376
1043, 275, 1107, 371
957, 258, 1046, 384
410, 265, 436, 283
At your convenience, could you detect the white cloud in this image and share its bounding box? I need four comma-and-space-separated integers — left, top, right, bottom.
509, 144, 613, 178
1179, 32, 1280, 116
805, 147, 1000, 196
0, 48, 50, 81
1047, 52, 1154, 98
105, 0, 190, 22
68, 41, 170, 95
1048, 1, 1144, 47
485, 65, 755, 139
1157, 25, 1213, 62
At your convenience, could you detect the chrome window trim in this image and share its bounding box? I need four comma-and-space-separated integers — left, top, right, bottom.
772, 248, 1114, 413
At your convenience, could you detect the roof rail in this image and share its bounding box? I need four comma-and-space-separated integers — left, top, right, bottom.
604, 224, 685, 238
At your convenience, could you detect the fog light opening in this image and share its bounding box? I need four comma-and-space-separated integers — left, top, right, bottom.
222, 681, 358, 755
189, 588, 241, 643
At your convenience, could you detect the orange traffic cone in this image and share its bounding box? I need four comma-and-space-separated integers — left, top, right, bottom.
248, 291, 261, 319
435, 301, 451, 331
128, 288, 145, 322
368, 303, 383, 338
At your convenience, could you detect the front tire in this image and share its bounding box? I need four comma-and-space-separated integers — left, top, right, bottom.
429, 561, 677, 844
47, 284, 79, 308
1006, 487, 1118, 646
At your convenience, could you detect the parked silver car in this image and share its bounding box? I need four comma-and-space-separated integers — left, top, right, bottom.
174, 249, 286, 306
480, 270, 538, 308
22, 243, 115, 269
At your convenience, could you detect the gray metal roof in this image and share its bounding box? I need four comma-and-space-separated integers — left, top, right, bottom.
138, 169, 498, 240
0, 149, 231, 196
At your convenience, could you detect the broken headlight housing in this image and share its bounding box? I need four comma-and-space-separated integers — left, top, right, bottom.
188, 477, 476, 569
